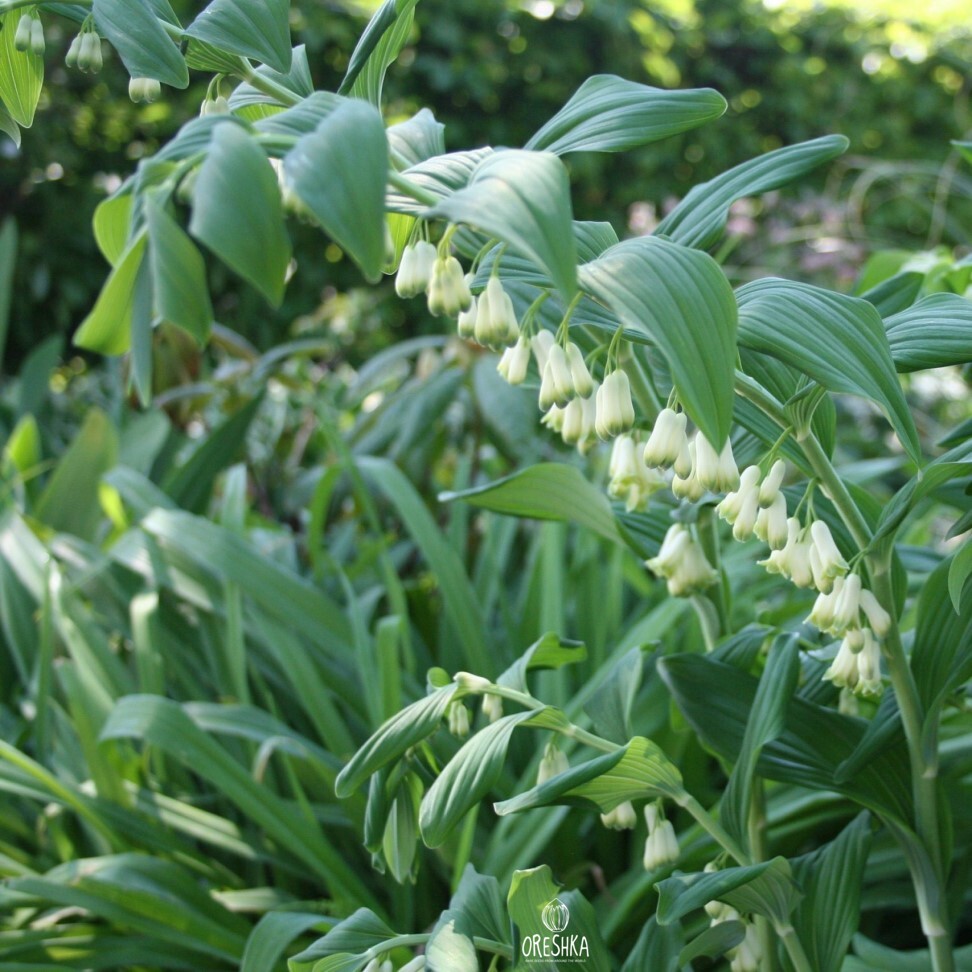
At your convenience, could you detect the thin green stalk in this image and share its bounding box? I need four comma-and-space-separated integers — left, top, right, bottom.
677, 793, 750, 866
388, 169, 440, 207
239, 64, 302, 106
749, 781, 780, 972
778, 924, 815, 972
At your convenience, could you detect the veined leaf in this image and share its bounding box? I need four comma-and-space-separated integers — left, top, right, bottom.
884, 293, 972, 372
189, 122, 291, 306
496, 631, 587, 693
655, 135, 848, 249
440, 462, 623, 544
255, 90, 344, 138
145, 196, 213, 344
655, 860, 775, 925
420, 709, 538, 848
289, 909, 397, 970
335, 684, 457, 797
284, 100, 389, 282
579, 236, 738, 446
92, 0, 188, 89
73, 232, 148, 355
186, 0, 292, 74
340, 0, 418, 105
736, 278, 920, 463
949, 539, 972, 611
241, 912, 329, 972
425, 919, 477, 972
425, 149, 577, 300
93, 192, 134, 267
387, 108, 445, 167
494, 735, 684, 817
621, 917, 684, 972
386, 147, 493, 214
0, 12, 43, 127
526, 75, 726, 155
790, 813, 873, 972
228, 45, 313, 109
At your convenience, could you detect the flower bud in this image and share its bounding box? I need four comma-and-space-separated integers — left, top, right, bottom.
537, 742, 570, 785
497, 337, 531, 385
560, 397, 586, 446
475, 276, 519, 349
643, 408, 688, 469
831, 572, 862, 632
482, 694, 503, 723
566, 342, 594, 398
859, 588, 891, 637
754, 492, 788, 550
810, 520, 849, 579
14, 14, 32, 52
595, 369, 635, 439
531, 329, 555, 374
541, 403, 565, 433
758, 458, 786, 506
717, 465, 760, 527
538, 343, 574, 410
693, 433, 720, 490
576, 390, 599, 454
427, 256, 471, 317
29, 16, 45, 55
201, 95, 230, 116
823, 636, 860, 691
456, 300, 477, 339
715, 438, 740, 491
399, 958, 427, 972
65, 33, 82, 68
856, 627, 883, 696
394, 247, 417, 299
447, 702, 470, 739
600, 800, 637, 830
643, 819, 679, 870
646, 524, 691, 577
730, 922, 762, 972
807, 576, 844, 632
454, 671, 491, 692
129, 77, 160, 103
666, 541, 717, 596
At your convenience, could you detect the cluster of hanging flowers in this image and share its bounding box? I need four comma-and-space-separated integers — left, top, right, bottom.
396, 241, 890, 699
704, 863, 763, 972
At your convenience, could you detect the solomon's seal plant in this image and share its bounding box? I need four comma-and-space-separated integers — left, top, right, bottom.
4, 0, 972, 969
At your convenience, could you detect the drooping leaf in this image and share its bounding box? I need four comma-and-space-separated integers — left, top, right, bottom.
440, 462, 623, 544
655, 135, 848, 249
655, 860, 775, 925
186, 0, 292, 74
73, 231, 148, 355
227, 45, 313, 109
387, 108, 445, 167
425, 148, 577, 300
496, 631, 587, 693
340, 0, 419, 105
621, 916, 684, 972
254, 90, 344, 137
948, 539, 972, 612
526, 75, 726, 155
583, 647, 644, 745
678, 921, 746, 966
93, 192, 134, 267
284, 100, 389, 282
385, 148, 493, 215
189, 122, 291, 306
736, 278, 921, 463
579, 236, 738, 446
0, 12, 43, 126
0, 100, 20, 146
494, 735, 684, 817
145, 196, 213, 344
92, 0, 188, 88
884, 293, 972, 372
289, 909, 397, 970
240, 913, 329, 972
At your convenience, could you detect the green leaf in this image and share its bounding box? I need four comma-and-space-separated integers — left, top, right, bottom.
92, 0, 188, 88
290, 910, 396, 970
340, 0, 419, 105
34, 409, 118, 541
440, 462, 623, 544
679, 921, 746, 966
497, 631, 587, 693
0, 216, 14, 369
382, 772, 421, 883
913, 556, 972, 722
884, 293, 972, 372
736, 278, 921, 464
494, 735, 684, 817
579, 236, 738, 446
255, 90, 344, 137
229, 45, 313, 109
948, 539, 972, 612
186, 0, 292, 74
526, 75, 726, 155
621, 916, 684, 972
93, 192, 134, 268
448, 865, 510, 945
387, 108, 445, 167
420, 709, 538, 848
74, 232, 147, 354
145, 197, 213, 344
425, 919, 478, 972
283, 100, 388, 282
721, 635, 800, 847
658, 653, 913, 821
655, 135, 848, 249
425, 149, 578, 300
241, 914, 330, 972
0, 12, 43, 127
386, 148, 492, 214
507, 865, 611, 972
189, 122, 291, 306
335, 684, 457, 797
0, 100, 20, 146
789, 813, 872, 972
719, 857, 801, 927
655, 861, 775, 925
583, 647, 644, 744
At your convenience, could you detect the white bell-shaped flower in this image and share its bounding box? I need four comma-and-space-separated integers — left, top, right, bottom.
807, 576, 845, 632
810, 520, 849, 580
566, 343, 595, 398
717, 465, 761, 539
600, 800, 637, 830
427, 255, 472, 317
643, 408, 689, 470
539, 344, 575, 410
646, 524, 692, 577
447, 701, 470, 739
859, 588, 892, 637
482, 694, 503, 723
595, 369, 635, 439
823, 634, 861, 691
541, 403, 565, 433
667, 541, 718, 596
531, 330, 555, 374
753, 492, 788, 550
537, 742, 570, 785
758, 458, 786, 506
831, 572, 863, 632
497, 337, 531, 385
729, 922, 762, 972
856, 627, 883, 696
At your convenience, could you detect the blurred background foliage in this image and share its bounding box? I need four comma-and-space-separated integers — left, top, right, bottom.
1, 0, 970, 372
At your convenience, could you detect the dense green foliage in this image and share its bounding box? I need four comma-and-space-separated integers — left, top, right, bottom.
0, 2, 971, 972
